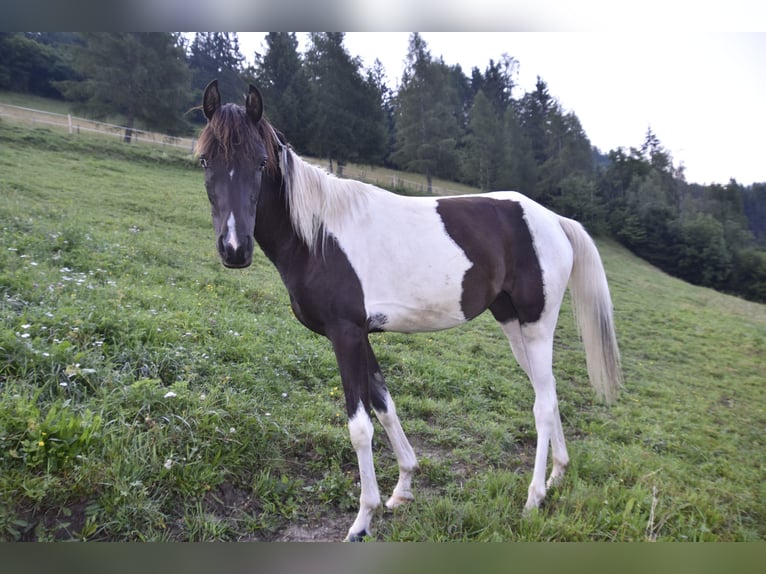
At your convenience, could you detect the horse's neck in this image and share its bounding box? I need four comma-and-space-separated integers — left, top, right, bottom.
253, 176, 309, 269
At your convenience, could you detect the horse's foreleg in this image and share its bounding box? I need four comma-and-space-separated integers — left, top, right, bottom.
328, 324, 381, 541
346, 403, 380, 540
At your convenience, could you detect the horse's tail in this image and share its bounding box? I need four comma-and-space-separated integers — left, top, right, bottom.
558, 217, 622, 404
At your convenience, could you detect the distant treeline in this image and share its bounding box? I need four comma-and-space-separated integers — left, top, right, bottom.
2, 32, 765, 302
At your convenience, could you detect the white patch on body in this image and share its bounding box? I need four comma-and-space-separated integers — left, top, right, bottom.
225, 212, 239, 251
228, 168, 235, 180
325, 192, 472, 333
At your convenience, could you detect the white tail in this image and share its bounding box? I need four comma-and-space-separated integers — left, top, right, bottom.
559, 217, 622, 404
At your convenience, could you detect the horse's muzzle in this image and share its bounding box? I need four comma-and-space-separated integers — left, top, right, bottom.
217, 235, 253, 269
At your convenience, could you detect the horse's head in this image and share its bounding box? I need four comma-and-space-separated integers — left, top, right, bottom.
198, 80, 278, 269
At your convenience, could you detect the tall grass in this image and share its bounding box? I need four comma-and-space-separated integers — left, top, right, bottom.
1, 121, 764, 541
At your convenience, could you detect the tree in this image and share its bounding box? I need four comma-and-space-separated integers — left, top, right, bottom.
498, 103, 537, 193
554, 174, 603, 231
248, 32, 313, 152
356, 62, 389, 165
462, 90, 503, 190
187, 33, 246, 123
55, 33, 191, 142
742, 183, 766, 245
541, 110, 595, 209
676, 214, 733, 288
599, 147, 651, 204
393, 33, 462, 193
730, 248, 766, 302
470, 54, 518, 115
640, 126, 671, 172
304, 33, 387, 172
0, 33, 77, 98
520, 76, 555, 167
367, 58, 396, 166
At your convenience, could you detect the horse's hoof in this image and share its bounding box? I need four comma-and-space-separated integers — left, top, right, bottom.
345, 529, 368, 542
385, 493, 414, 509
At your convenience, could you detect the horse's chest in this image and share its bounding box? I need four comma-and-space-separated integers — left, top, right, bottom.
328, 200, 473, 333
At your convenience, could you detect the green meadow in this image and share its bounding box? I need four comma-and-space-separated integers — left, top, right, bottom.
0, 121, 764, 541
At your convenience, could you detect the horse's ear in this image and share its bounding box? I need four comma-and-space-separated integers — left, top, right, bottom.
246, 85, 263, 124
202, 79, 221, 121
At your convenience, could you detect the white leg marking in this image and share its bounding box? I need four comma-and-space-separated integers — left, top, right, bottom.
374, 392, 418, 508
527, 388, 555, 511
346, 403, 380, 540
547, 401, 569, 489
225, 212, 239, 251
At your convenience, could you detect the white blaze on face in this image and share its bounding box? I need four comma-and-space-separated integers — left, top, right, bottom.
225, 212, 239, 251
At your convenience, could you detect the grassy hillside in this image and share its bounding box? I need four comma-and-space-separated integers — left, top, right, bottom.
1, 121, 764, 541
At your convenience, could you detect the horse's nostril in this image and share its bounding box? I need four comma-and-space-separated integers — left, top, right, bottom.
217, 235, 252, 268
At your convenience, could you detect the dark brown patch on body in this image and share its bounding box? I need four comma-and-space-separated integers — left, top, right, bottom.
435, 197, 545, 325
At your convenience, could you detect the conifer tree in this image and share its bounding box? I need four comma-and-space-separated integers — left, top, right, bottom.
188, 32, 246, 122
304, 33, 386, 172
393, 33, 462, 193
56, 33, 191, 142
248, 32, 313, 152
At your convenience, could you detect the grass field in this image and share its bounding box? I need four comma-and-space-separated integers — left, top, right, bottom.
1, 119, 764, 541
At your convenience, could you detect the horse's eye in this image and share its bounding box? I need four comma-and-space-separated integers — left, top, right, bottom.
258, 157, 268, 170
200, 157, 208, 169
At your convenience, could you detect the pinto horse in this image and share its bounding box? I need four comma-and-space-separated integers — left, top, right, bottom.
196, 80, 622, 541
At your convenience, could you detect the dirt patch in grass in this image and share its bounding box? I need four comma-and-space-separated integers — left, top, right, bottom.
17, 498, 90, 541
274, 512, 353, 542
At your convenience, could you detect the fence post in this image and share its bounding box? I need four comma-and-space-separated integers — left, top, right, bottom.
68, 114, 73, 135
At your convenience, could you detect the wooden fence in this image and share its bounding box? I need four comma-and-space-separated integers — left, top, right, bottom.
0, 102, 197, 153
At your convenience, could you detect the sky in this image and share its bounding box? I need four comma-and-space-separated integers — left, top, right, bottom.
234, 32, 766, 187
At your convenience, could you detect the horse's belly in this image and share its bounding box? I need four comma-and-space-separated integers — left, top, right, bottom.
365, 285, 468, 333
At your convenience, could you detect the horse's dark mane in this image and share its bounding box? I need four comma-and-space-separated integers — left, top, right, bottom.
196, 103, 280, 177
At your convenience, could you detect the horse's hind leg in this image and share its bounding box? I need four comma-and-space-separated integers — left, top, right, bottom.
366, 340, 418, 508
499, 318, 569, 510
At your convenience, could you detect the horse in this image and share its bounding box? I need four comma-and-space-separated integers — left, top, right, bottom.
195, 80, 622, 541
